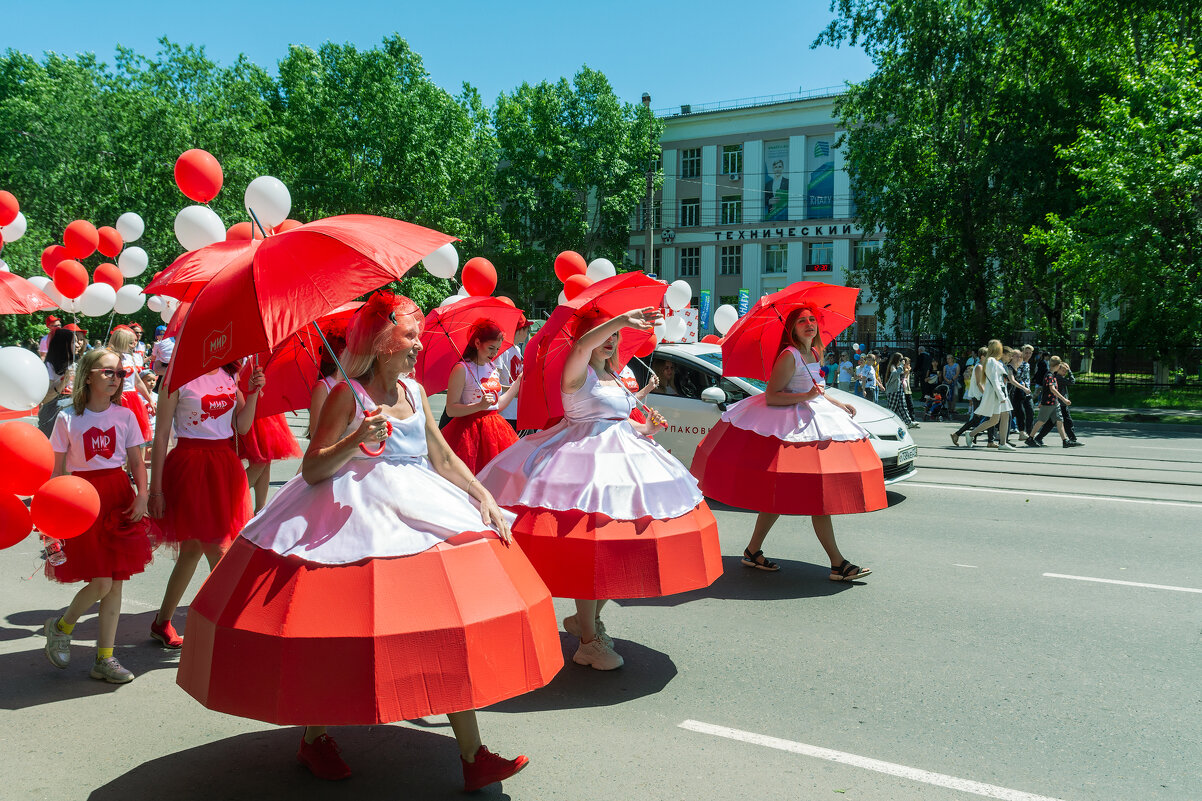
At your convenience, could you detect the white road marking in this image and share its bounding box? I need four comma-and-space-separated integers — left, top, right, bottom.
1043, 573, 1202, 594
679, 720, 1068, 801
953, 564, 979, 568
902, 482, 1202, 508
1130, 445, 1202, 452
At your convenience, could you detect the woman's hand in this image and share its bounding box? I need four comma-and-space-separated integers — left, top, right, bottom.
246, 368, 266, 394
355, 410, 390, 445
634, 407, 668, 436
646, 373, 660, 391
148, 494, 165, 519
126, 493, 149, 523
478, 491, 512, 543
840, 401, 857, 418
623, 307, 663, 330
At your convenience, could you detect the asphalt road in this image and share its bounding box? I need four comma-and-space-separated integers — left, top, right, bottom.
1, 416, 1199, 801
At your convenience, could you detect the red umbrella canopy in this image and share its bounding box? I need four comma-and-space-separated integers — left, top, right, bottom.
720, 281, 859, 381
416, 297, 526, 395
166, 215, 455, 393
147, 240, 258, 302
516, 271, 663, 431
0, 271, 56, 314
253, 302, 363, 418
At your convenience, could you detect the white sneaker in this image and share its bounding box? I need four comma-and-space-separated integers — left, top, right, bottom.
89, 656, 135, 684
43, 616, 71, 669
998, 443, 1016, 452
563, 615, 613, 648
572, 638, 624, 671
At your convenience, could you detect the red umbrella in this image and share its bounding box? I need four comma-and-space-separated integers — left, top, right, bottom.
253, 302, 362, 418
0, 271, 56, 314
147, 240, 256, 302
416, 297, 525, 395
720, 281, 859, 381
165, 215, 454, 394
516, 271, 663, 431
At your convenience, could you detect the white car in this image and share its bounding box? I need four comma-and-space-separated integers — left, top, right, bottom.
628, 343, 918, 484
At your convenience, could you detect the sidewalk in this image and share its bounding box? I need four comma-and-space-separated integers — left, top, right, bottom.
1072, 406, 1202, 418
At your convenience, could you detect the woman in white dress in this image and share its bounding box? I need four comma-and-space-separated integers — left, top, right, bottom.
966, 339, 1015, 450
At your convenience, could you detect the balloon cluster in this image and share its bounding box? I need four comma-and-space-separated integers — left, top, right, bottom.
550, 251, 618, 305
421, 244, 503, 308
0, 423, 101, 550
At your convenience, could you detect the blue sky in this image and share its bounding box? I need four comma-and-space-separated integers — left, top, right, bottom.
4, 0, 875, 110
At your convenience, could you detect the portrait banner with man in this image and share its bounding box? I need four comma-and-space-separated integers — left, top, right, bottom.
763, 140, 790, 221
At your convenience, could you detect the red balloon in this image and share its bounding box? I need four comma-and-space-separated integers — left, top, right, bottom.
64, 220, 99, 259
496, 296, 516, 307
31, 476, 101, 541
0, 423, 55, 496
563, 274, 592, 300
701, 334, 722, 344
633, 331, 657, 358
53, 259, 89, 300
96, 226, 124, 258
226, 221, 265, 241
94, 263, 124, 290
41, 244, 69, 276
0, 190, 17, 227
174, 148, 224, 203
462, 257, 498, 297
0, 494, 32, 550
273, 219, 303, 233
554, 251, 587, 282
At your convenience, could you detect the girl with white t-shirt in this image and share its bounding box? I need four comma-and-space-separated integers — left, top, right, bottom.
107, 326, 155, 443
41, 348, 152, 684
440, 319, 521, 473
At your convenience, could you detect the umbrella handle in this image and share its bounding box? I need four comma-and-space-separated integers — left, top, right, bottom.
811, 346, 826, 395
359, 413, 392, 456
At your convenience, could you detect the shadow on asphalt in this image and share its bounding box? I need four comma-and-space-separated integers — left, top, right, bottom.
487, 632, 676, 714
0, 610, 181, 710
88, 725, 515, 801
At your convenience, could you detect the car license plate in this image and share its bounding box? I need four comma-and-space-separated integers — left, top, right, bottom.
897, 445, 917, 464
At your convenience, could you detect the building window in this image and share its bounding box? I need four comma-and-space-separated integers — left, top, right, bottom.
854, 239, 880, 269
679, 247, 700, 277
680, 148, 701, 179
722, 144, 743, 176
680, 198, 700, 227
806, 241, 834, 273
764, 243, 787, 274
633, 200, 662, 230
720, 195, 742, 225
653, 248, 661, 271
719, 245, 742, 275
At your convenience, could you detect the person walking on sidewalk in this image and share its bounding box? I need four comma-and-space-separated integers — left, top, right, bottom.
1029, 358, 1078, 447
884, 353, 919, 428
965, 340, 1015, 450
1035, 359, 1081, 445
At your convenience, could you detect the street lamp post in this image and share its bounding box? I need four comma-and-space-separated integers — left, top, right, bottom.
642, 92, 654, 275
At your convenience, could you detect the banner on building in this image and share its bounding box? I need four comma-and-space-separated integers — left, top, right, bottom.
698, 289, 712, 330
737, 288, 751, 316
807, 138, 834, 219
763, 140, 789, 222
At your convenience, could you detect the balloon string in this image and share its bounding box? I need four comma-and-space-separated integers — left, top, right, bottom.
605, 365, 660, 421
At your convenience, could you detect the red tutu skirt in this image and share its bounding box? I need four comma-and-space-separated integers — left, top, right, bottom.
237, 413, 302, 464
47, 468, 153, 584
121, 391, 152, 442
692, 422, 887, 516
440, 410, 518, 473
153, 438, 251, 546
508, 503, 723, 599
177, 533, 563, 725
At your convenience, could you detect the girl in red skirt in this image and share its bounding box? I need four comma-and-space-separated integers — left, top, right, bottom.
440, 319, 520, 472
107, 326, 155, 443
692, 306, 885, 579
237, 358, 303, 512
42, 348, 152, 684
147, 361, 263, 648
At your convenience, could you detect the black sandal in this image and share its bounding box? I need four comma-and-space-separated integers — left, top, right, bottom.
741, 548, 780, 572
829, 560, 872, 581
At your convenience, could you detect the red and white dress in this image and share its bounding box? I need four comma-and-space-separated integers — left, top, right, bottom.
176, 377, 561, 725
476, 367, 722, 599
118, 352, 152, 442
692, 347, 886, 515
47, 404, 152, 583
153, 370, 251, 547
440, 360, 518, 473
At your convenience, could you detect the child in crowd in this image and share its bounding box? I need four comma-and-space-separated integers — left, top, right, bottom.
1031, 359, 1081, 447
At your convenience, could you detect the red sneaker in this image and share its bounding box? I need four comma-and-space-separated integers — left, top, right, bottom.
461, 745, 529, 792
297, 733, 351, 781
150, 619, 183, 649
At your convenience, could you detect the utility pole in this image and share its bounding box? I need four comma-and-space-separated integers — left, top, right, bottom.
642, 92, 655, 276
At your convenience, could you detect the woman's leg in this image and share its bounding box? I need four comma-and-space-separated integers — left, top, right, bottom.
245, 462, 270, 513
156, 540, 203, 625
997, 411, 1012, 445
303, 726, 327, 744
811, 515, 844, 566
969, 414, 1000, 438
448, 710, 483, 761
746, 512, 780, 558
62, 577, 114, 627
572, 600, 598, 642
95, 580, 123, 651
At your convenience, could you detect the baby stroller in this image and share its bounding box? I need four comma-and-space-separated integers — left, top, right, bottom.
924, 384, 951, 422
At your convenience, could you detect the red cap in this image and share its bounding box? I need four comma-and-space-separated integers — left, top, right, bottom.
63, 323, 87, 334
128, 322, 142, 332
45, 315, 61, 326
517, 315, 531, 329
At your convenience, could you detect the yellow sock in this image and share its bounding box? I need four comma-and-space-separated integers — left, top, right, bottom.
57, 618, 75, 635
97, 647, 113, 660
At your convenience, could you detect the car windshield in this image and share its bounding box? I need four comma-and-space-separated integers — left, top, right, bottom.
693, 351, 767, 391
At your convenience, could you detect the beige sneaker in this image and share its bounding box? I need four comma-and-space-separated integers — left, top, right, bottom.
43, 617, 70, 669
562, 615, 613, 648
572, 638, 623, 671
89, 656, 135, 684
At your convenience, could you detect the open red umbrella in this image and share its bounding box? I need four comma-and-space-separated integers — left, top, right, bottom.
720, 281, 859, 381
416, 297, 525, 395
147, 240, 256, 302
0, 271, 56, 314
165, 215, 454, 394
516, 271, 662, 431
253, 302, 362, 418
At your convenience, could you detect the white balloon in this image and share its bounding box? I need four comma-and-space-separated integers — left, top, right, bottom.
244, 176, 291, 228
58, 295, 82, 314
0, 211, 27, 243
586, 258, 617, 282
665, 280, 692, 312
653, 317, 667, 341
713, 304, 739, 336
147, 295, 164, 313
422, 243, 459, 279
557, 290, 568, 306
665, 316, 688, 341
0, 346, 51, 411
40, 280, 65, 308
439, 294, 463, 308
175, 206, 226, 252
115, 212, 145, 243
79, 283, 117, 317
0, 259, 8, 272
456, 285, 470, 297
118, 246, 149, 278
161, 304, 177, 324
28, 275, 51, 292
113, 284, 146, 315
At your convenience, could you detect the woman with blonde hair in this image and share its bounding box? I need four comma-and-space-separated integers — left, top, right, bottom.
967, 339, 1015, 450
107, 326, 156, 443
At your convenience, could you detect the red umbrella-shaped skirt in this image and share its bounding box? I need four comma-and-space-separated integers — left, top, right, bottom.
172, 220, 563, 725
691, 280, 886, 516
475, 272, 723, 600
